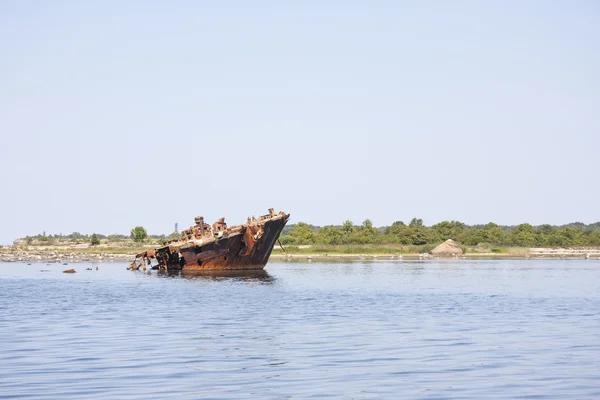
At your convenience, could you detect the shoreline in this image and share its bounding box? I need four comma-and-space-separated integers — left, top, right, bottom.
2, 250, 600, 263
271, 253, 600, 261
0, 251, 135, 263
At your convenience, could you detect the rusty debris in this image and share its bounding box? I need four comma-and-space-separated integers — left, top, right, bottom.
130, 208, 290, 272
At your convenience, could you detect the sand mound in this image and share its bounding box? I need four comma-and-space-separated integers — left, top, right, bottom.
430, 239, 463, 256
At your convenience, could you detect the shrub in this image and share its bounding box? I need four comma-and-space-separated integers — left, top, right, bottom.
130, 226, 148, 243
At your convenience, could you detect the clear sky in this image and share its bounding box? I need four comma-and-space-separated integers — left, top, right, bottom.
1, 1, 599, 244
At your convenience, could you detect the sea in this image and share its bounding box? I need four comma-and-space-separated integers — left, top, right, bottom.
1, 259, 599, 399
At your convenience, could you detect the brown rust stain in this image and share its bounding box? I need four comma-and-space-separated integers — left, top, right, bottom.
130, 208, 289, 272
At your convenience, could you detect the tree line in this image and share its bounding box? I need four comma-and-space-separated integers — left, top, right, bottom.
24, 226, 161, 246
279, 219, 600, 247
24, 219, 600, 248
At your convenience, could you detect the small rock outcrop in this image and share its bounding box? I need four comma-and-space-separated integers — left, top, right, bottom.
430, 239, 463, 256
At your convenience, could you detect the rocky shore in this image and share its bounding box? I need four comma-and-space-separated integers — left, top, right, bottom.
2, 248, 600, 264
0, 250, 134, 263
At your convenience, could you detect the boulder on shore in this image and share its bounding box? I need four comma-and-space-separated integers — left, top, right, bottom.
430, 239, 463, 256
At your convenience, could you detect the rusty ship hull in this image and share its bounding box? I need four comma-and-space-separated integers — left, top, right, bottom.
132, 209, 289, 272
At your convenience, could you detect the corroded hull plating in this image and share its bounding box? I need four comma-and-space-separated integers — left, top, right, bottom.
180, 213, 289, 271
133, 210, 289, 272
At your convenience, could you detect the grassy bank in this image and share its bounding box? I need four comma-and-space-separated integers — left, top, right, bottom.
272, 244, 434, 255
3, 240, 151, 256
4, 239, 596, 260
271, 244, 530, 255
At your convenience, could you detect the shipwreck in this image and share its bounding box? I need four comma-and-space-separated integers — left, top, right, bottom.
131, 208, 290, 272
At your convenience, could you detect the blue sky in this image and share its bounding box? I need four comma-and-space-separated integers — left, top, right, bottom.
1, 1, 599, 244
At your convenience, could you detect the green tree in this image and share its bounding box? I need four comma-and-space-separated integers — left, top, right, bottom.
536, 224, 554, 235
557, 227, 584, 246
355, 219, 379, 243
508, 224, 536, 246
431, 221, 466, 240
316, 226, 342, 245
471, 222, 506, 245
547, 232, 567, 247
342, 220, 355, 234
130, 226, 148, 243
90, 233, 100, 246
406, 226, 430, 245
279, 235, 298, 245
586, 230, 600, 246
288, 222, 315, 244
483, 222, 499, 229
409, 218, 423, 227
463, 229, 483, 246
385, 221, 413, 244
386, 221, 405, 236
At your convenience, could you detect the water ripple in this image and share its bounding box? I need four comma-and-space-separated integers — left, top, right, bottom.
1, 260, 599, 399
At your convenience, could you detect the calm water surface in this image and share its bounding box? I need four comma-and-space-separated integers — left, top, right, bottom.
1, 260, 599, 399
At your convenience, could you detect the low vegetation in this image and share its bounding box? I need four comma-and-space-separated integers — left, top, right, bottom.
279, 219, 600, 248
271, 243, 437, 255
12, 220, 600, 256
130, 226, 148, 243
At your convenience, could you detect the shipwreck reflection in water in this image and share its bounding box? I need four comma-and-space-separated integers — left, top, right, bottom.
156, 268, 275, 283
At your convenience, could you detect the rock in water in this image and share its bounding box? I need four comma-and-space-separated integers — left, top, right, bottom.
63, 269, 76, 273
430, 239, 463, 256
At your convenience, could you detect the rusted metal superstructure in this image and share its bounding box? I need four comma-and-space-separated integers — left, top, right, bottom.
131, 209, 290, 272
